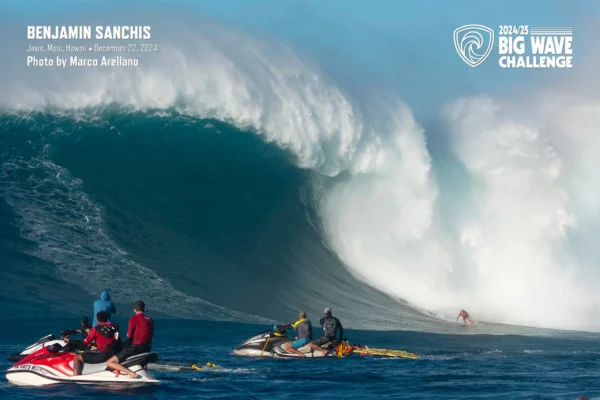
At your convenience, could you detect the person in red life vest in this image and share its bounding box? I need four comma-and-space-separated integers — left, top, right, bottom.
67, 310, 121, 376
106, 300, 154, 379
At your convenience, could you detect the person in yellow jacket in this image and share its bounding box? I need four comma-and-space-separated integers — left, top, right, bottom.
281, 311, 313, 357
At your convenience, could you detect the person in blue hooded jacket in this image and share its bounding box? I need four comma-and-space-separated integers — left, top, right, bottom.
93, 291, 117, 326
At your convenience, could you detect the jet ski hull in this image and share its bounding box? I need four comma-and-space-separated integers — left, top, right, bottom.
233, 346, 332, 358
235, 327, 420, 359
233, 329, 334, 358
6, 346, 159, 386
6, 365, 157, 386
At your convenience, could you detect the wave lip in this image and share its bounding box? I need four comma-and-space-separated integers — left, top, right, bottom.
1, 18, 377, 178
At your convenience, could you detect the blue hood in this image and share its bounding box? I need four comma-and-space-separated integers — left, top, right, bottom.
100, 291, 111, 300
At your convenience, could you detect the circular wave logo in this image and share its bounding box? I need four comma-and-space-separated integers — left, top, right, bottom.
453, 24, 495, 67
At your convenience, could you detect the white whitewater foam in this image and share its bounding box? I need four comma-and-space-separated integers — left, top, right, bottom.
2, 15, 600, 331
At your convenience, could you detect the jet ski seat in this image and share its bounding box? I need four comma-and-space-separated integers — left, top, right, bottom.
80, 361, 110, 375
77, 352, 158, 375
121, 352, 158, 368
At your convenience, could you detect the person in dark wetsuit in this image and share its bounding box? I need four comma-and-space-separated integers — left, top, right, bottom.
67, 310, 121, 376
282, 311, 312, 357
106, 300, 154, 379
309, 308, 344, 356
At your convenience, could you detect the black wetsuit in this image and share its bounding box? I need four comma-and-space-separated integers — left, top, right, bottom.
312, 315, 343, 346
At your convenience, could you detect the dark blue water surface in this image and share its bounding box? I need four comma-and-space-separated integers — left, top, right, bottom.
1, 318, 600, 399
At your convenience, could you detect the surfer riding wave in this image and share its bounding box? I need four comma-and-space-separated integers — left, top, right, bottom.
457, 310, 474, 325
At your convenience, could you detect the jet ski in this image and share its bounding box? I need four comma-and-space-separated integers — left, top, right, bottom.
9, 332, 201, 373
233, 325, 336, 358
7, 331, 73, 363
234, 325, 420, 359
9, 317, 94, 362
6, 343, 159, 386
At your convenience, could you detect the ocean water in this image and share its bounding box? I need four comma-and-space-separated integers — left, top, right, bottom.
2, 318, 600, 399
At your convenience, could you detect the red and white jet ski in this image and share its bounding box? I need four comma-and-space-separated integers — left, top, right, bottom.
7, 333, 68, 363
6, 344, 159, 386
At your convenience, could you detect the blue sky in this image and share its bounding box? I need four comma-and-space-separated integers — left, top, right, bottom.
3, 0, 598, 114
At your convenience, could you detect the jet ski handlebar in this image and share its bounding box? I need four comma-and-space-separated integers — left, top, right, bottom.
60, 329, 80, 338
272, 324, 291, 335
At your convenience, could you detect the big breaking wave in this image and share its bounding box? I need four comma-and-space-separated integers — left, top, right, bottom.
1, 14, 600, 331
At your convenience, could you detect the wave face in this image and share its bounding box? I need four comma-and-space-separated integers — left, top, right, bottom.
1, 15, 600, 332
0, 111, 437, 329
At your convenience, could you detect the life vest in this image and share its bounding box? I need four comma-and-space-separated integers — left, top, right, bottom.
96, 323, 119, 339
335, 342, 353, 357
323, 317, 338, 337
292, 319, 306, 329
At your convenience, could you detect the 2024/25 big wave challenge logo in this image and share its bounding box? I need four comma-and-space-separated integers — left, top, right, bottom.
454, 24, 573, 68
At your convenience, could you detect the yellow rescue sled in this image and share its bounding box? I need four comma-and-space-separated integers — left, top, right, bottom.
335, 342, 419, 359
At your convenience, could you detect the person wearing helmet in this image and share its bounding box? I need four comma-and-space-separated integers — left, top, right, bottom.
308, 308, 344, 356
